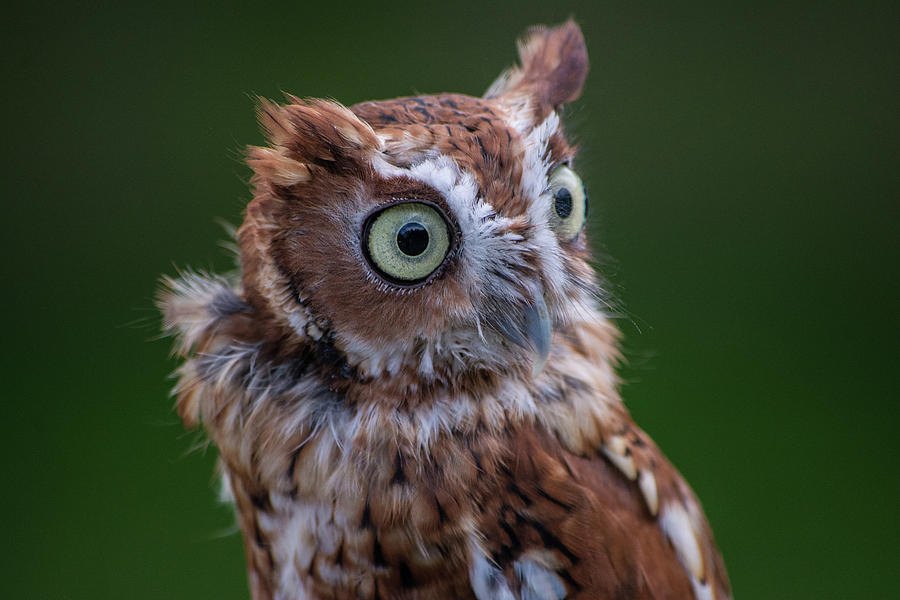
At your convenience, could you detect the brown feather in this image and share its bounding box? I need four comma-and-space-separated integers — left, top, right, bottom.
477, 425, 696, 598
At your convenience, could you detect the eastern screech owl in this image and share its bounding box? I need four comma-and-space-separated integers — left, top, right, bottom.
160, 20, 731, 600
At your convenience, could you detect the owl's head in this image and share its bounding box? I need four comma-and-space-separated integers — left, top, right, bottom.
239, 21, 601, 386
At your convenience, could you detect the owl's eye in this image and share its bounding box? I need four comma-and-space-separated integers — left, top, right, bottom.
548, 165, 588, 240
363, 202, 451, 284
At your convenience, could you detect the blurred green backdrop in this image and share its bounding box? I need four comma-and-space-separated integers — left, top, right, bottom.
3, 1, 897, 598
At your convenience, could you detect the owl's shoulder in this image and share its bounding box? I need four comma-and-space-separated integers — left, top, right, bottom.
472, 413, 731, 600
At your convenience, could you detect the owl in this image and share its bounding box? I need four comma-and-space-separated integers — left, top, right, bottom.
160, 20, 731, 600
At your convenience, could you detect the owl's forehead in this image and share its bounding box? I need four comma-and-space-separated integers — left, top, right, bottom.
352, 93, 572, 217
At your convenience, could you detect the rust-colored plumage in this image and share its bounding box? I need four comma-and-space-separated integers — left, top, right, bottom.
160, 21, 731, 599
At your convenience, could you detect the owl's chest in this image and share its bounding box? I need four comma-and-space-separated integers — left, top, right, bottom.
236, 433, 492, 600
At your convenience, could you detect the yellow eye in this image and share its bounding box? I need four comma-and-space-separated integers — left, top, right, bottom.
548, 165, 587, 240
364, 202, 451, 284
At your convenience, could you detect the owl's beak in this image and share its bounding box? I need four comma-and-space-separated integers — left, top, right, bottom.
495, 293, 552, 378
523, 294, 552, 378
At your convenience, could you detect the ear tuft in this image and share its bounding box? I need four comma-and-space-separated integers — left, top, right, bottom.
252, 97, 380, 175
485, 19, 588, 110
246, 146, 312, 187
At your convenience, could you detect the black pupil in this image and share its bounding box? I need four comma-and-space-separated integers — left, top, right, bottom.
554, 187, 573, 219
397, 222, 429, 256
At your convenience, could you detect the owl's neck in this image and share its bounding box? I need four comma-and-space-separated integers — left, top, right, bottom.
162, 272, 625, 451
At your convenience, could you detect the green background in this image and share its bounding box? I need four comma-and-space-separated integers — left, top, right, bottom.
3, 1, 897, 598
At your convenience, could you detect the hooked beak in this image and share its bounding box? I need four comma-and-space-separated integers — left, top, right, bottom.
495, 293, 552, 378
